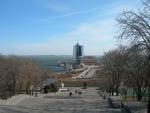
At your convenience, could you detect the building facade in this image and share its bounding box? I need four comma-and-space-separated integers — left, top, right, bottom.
73, 43, 84, 64
81, 56, 97, 65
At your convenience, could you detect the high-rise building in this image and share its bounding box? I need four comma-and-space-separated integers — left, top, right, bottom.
73, 43, 84, 64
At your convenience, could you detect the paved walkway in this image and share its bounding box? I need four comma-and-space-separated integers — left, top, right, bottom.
0, 87, 120, 113
72, 66, 98, 79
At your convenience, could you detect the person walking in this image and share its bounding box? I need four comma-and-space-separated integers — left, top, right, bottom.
69, 92, 72, 97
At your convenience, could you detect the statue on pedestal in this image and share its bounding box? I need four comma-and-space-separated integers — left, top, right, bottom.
62, 82, 64, 89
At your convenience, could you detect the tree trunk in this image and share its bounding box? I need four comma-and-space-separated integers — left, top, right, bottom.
148, 91, 150, 113
125, 93, 127, 101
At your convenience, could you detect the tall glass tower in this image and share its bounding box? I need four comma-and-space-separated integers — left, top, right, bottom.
73, 43, 84, 64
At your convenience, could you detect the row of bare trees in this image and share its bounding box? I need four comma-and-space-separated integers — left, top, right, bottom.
0, 55, 47, 99
101, 45, 149, 101
100, 1, 150, 102
100, 46, 127, 96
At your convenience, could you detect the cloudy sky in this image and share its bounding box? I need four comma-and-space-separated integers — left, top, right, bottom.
0, 0, 142, 55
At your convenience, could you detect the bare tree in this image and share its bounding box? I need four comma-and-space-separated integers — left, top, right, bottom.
124, 46, 149, 101
117, 2, 150, 52
19, 60, 43, 95
116, 2, 150, 111
101, 46, 127, 96
0, 55, 45, 99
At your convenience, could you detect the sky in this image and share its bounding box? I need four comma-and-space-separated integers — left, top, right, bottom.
0, 0, 142, 55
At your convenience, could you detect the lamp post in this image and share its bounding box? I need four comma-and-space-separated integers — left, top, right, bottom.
35, 86, 37, 97
148, 87, 150, 113
147, 55, 150, 113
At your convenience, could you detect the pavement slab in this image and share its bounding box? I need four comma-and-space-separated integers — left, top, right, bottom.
0, 87, 120, 113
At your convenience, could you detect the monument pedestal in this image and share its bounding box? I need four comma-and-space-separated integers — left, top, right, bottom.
59, 82, 68, 92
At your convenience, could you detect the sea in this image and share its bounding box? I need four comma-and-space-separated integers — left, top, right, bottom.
23, 55, 72, 72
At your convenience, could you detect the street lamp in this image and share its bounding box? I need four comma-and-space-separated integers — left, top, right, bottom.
147, 55, 150, 113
